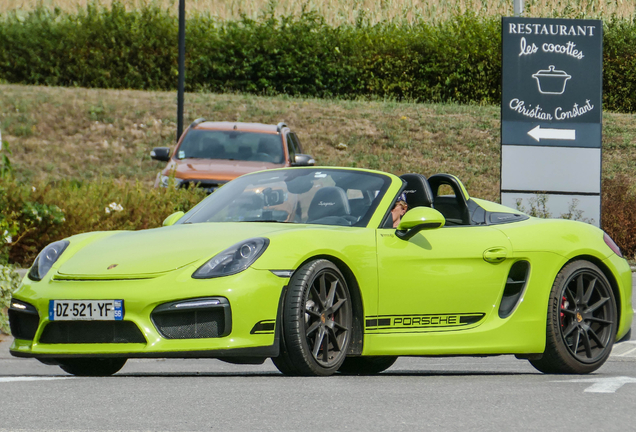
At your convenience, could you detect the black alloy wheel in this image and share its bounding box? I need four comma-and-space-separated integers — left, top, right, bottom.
559, 268, 615, 363
272, 259, 352, 376
529, 261, 617, 374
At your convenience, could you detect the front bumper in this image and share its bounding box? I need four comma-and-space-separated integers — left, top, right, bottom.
10, 267, 286, 359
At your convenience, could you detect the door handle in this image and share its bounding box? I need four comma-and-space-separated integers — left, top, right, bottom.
483, 247, 507, 263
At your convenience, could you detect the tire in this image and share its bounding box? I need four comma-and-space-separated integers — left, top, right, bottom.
338, 356, 398, 375
273, 259, 352, 376
57, 358, 127, 376
271, 328, 301, 376
529, 260, 617, 374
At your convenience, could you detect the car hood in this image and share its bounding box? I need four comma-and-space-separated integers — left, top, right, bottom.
165, 159, 284, 182
56, 223, 290, 279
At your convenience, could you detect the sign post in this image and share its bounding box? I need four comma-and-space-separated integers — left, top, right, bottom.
501, 17, 603, 226
177, 0, 186, 143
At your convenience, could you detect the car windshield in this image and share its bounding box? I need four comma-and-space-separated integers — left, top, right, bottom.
177, 129, 284, 164
180, 169, 391, 227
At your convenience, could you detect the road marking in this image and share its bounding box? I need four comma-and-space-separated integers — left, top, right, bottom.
553, 376, 636, 393
527, 125, 576, 142
618, 346, 636, 357
0, 376, 71, 383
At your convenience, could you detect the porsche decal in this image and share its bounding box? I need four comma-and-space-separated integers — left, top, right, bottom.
365, 313, 485, 330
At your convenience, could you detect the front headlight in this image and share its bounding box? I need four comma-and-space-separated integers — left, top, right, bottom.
192, 238, 270, 279
160, 175, 184, 188
28, 240, 70, 281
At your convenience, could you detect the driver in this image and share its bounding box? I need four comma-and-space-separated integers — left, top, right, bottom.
391, 193, 408, 228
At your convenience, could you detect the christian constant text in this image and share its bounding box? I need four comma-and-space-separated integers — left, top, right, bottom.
509, 99, 594, 120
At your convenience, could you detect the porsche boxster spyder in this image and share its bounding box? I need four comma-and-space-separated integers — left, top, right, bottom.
9, 167, 633, 376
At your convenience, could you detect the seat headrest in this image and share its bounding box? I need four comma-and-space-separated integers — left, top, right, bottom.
307, 187, 351, 221
399, 173, 434, 208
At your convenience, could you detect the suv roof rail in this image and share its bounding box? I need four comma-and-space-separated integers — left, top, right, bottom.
276, 122, 288, 133
190, 118, 207, 129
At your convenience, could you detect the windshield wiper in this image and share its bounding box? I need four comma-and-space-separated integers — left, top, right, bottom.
243, 219, 288, 223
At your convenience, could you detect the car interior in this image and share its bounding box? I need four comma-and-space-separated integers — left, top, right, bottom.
306, 186, 359, 226
428, 174, 471, 225
382, 173, 477, 227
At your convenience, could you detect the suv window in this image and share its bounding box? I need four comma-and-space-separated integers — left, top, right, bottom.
285, 132, 296, 163
292, 133, 303, 153
286, 132, 303, 163
178, 130, 284, 163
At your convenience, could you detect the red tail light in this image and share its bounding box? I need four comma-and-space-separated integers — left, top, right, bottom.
603, 233, 623, 258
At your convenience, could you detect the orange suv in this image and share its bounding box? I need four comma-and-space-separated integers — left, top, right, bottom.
151, 119, 315, 192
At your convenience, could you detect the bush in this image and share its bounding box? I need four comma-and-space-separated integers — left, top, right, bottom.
601, 176, 636, 260
0, 3, 177, 90
0, 264, 20, 334
0, 176, 206, 267
1, 4, 635, 111
603, 17, 636, 113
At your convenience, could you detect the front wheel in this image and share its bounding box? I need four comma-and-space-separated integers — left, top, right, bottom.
57, 358, 127, 376
529, 261, 617, 374
273, 259, 352, 376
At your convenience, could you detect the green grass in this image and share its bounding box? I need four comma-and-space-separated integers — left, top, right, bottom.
2, 84, 636, 202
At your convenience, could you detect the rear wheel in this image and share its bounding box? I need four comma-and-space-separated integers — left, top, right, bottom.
273, 259, 352, 376
529, 261, 617, 374
57, 358, 127, 376
338, 356, 397, 375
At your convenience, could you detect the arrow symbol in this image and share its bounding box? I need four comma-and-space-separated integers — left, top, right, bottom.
527, 125, 576, 142
552, 376, 636, 393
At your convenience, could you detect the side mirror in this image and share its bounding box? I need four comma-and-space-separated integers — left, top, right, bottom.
292, 154, 315, 166
396, 207, 445, 240
163, 211, 185, 227
151, 147, 171, 162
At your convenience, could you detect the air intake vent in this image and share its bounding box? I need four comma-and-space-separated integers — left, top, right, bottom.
8, 300, 40, 341
151, 297, 231, 339
498, 261, 530, 318
40, 321, 146, 344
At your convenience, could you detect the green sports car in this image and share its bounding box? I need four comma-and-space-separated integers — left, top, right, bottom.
9, 167, 633, 376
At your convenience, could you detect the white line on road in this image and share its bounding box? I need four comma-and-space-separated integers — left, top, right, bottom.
0, 376, 72, 383
617, 346, 636, 357
553, 376, 636, 393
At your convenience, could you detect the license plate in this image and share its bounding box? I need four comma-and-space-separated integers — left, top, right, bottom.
49, 300, 124, 321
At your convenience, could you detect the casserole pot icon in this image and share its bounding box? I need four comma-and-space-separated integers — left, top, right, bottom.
532, 65, 571, 95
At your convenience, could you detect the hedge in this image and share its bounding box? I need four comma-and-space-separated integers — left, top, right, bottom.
0, 174, 206, 267
1, 4, 635, 111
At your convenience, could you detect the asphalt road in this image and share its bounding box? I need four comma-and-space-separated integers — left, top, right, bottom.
0, 274, 634, 432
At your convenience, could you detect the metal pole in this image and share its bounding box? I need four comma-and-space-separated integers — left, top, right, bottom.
177, 0, 185, 143
514, 0, 524, 17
